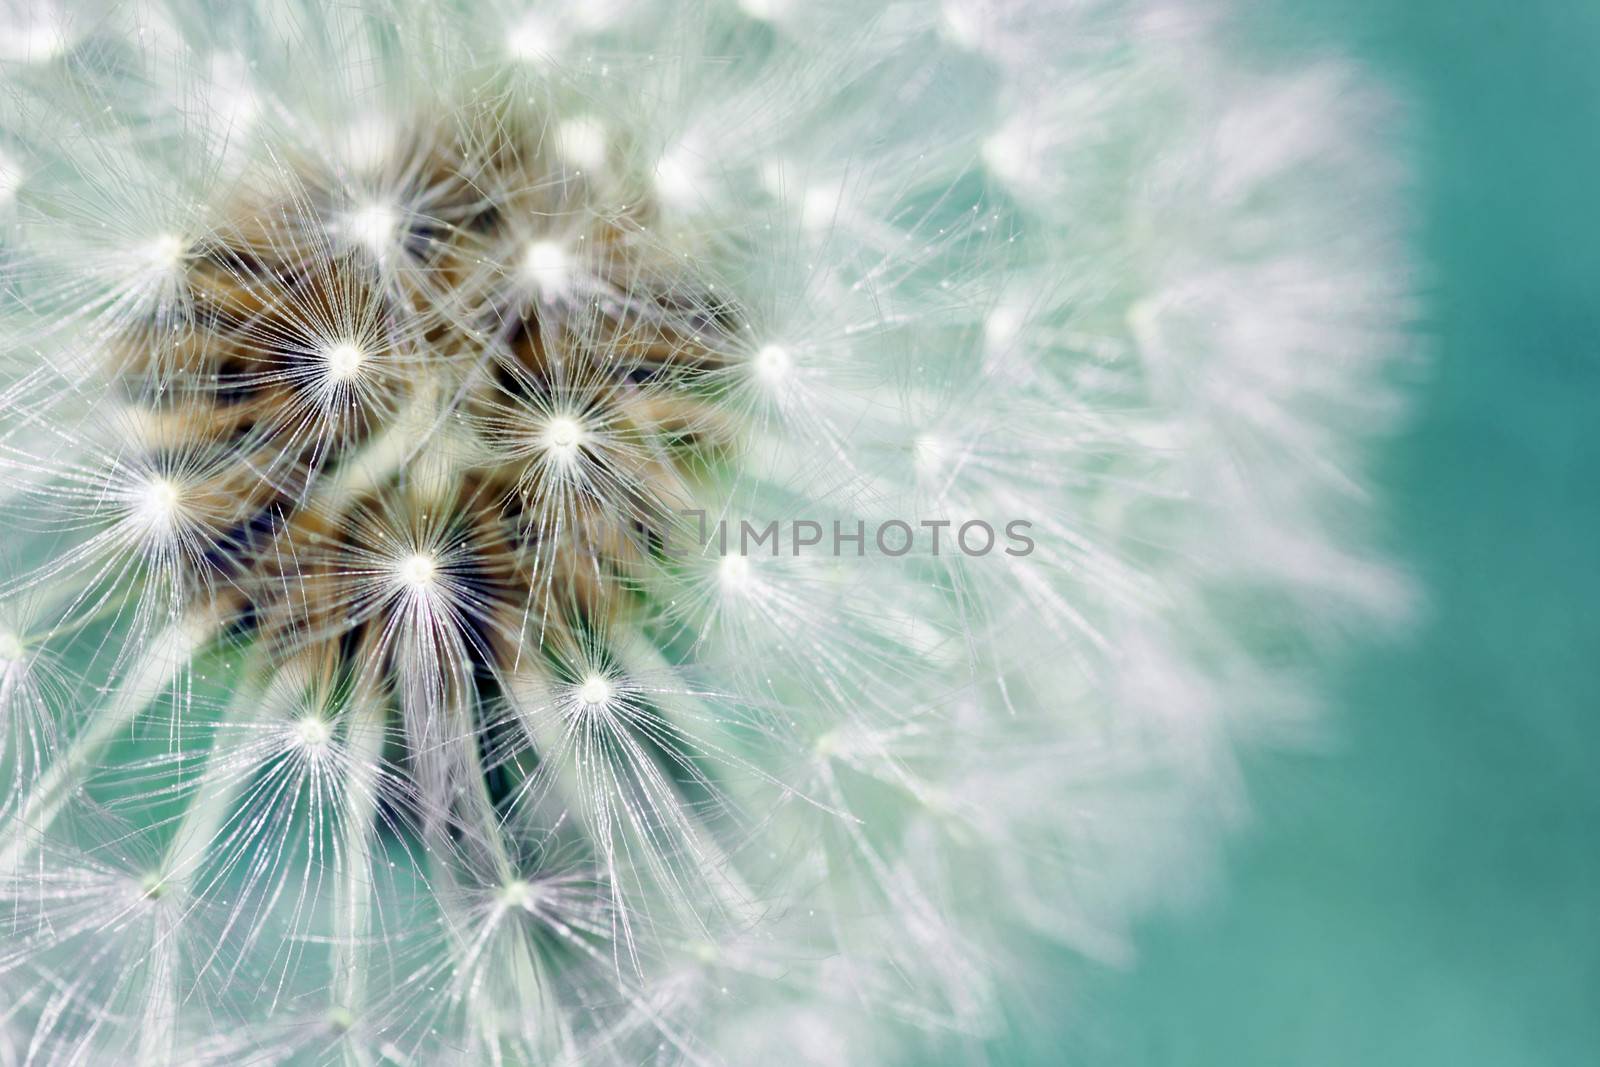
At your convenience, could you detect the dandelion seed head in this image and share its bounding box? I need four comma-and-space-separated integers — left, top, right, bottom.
718, 554, 753, 593
542, 414, 585, 457
500, 877, 542, 910
753, 343, 792, 387
294, 715, 332, 748
738, 0, 793, 24
133, 475, 183, 532
654, 142, 707, 208
914, 433, 948, 475
984, 301, 1026, 355
522, 239, 570, 296
397, 552, 436, 589
801, 184, 842, 231
576, 674, 612, 706
137, 232, 187, 274
321, 340, 368, 382
343, 201, 399, 253
506, 12, 561, 64
982, 120, 1035, 185
0, 3, 1409, 1063
556, 117, 608, 170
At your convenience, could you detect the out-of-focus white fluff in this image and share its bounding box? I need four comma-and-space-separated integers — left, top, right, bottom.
0, 1, 1410, 1064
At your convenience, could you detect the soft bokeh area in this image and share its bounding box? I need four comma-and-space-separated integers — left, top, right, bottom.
1068, 2, 1599, 1063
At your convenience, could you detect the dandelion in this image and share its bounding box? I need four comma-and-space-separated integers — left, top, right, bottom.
0, 1, 1409, 1063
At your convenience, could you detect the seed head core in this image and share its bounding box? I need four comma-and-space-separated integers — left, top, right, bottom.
543, 415, 585, 456
398, 552, 437, 588
719, 554, 752, 592
577, 674, 613, 706
136, 476, 182, 530
141, 233, 187, 273
523, 240, 570, 296
753, 343, 791, 386
296, 716, 332, 748
322, 341, 366, 382
346, 202, 398, 253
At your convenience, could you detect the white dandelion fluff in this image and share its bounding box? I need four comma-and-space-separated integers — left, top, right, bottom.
0, 1, 1411, 1063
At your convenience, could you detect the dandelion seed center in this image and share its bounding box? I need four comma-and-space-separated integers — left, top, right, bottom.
982, 123, 1033, 184
322, 341, 366, 382
753, 343, 791, 386
556, 117, 608, 170
543, 415, 584, 455
0, 630, 23, 664
914, 434, 947, 474
801, 186, 842, 231
654, 145, 704, 207
346, 202, 398, 253
719, 555, 752, 592
502, 878, 541, 910
506, 13, 559, 64
41, 106, 753, 1016
984, 303, 1025, 354
577, 675, 613, 706
295, 716, 332, 747
522, 240, 570, 296
136, 477, 182, 528
140, 233, 187, 272
398, 553, 437, 588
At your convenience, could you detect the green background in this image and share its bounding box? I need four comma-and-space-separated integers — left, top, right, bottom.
1079, 2, 1597, 1063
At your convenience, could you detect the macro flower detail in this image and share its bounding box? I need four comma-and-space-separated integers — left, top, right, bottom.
0, 2, 1409, 1064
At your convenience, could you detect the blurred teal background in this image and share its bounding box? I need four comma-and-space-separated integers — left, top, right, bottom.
1076, 2, 1598, 1063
